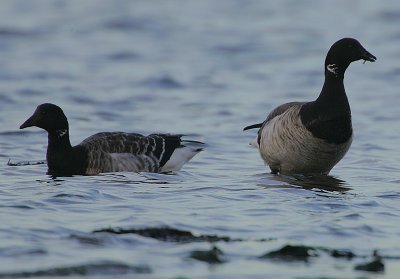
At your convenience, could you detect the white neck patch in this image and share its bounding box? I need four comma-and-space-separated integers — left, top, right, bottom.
326, 64, 339, 77
56, 129, 68, 138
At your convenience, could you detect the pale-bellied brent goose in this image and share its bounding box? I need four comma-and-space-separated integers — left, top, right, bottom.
244, 38, 376, 175
20, 103, 203, 176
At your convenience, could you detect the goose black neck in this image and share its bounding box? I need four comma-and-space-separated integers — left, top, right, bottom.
48, 128, 72, 147
300, 64, 352, 144
316, 52, 351, 109
316, 72, 348, 109
47, 129, 73, 165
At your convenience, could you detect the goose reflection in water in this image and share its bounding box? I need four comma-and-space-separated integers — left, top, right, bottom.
256, 173, 350, 192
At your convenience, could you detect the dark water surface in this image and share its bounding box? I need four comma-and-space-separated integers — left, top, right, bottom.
1, 1, 400, 278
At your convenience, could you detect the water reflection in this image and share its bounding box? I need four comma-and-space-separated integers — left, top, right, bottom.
257, 173, 351, 192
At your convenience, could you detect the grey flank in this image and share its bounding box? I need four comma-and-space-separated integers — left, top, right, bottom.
81, 133, 166, 174
257, 102, 305, 145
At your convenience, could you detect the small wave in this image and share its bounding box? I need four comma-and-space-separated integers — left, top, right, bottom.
260, 244, 319, 261
0, 247, 46, 257
103, 17, 155, 32
69, 234, 108, 246
93, 226, 232, 243
17, 88, 45, 96
0, 261, 151, 278
376, 10, 400, 22
0, 204, 35, 210
52, 193, 88, 199
106, 51, 140, 61
28, 72, 76, 81
140, 75, 185, 89
0, 131, 26, 136
190, 245, 226, 264
0, 27, 38, 38
259, 244, 390, 271
46, 192, 98, 204
213, 43, 257, 54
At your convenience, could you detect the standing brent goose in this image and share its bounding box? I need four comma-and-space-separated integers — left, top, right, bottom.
244, 38, 376, 175
20, 103, 203, 176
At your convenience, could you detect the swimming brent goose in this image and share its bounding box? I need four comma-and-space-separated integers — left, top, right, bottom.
20, 103, 203, 176
244, 38, 376, 175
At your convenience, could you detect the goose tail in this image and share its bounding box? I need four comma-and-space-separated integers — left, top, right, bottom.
161, 140, 204, 172
243, 123, 263, 131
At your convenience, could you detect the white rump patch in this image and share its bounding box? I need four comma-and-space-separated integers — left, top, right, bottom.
161, 146, 201, 172
249, 137, 259, 149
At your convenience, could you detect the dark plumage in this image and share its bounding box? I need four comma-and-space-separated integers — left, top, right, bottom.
20, 103, 203, 176
244, 38, 376, 175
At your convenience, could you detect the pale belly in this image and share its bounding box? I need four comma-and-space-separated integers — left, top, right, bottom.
258, 110, 352, 175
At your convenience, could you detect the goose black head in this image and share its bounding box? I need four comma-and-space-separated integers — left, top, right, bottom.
20, 103, 69, 133
325, 38, 376, 77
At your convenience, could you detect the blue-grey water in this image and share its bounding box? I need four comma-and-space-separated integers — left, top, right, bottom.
1, 1, 400, 278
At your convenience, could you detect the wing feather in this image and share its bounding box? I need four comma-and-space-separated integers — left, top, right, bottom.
78, 132, 187, 173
